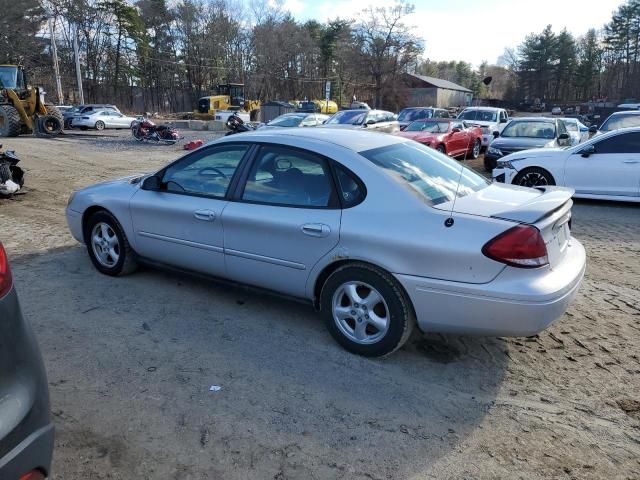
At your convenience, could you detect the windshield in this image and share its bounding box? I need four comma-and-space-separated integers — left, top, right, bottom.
327, 110, 367, 125
0, 66, 18, 89
600, 114, 640, 132
360, 141, 488, 205
267, 114, 305, 127
501, 120, 556, 139
398, 108, 432, 122
458, 110, 497, 122
405, 121, 450, 133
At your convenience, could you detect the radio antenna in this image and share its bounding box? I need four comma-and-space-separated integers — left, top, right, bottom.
445, 76, 493, 228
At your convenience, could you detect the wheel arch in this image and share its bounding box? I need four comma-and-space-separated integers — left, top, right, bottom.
512, 165, 556, 185
81, 205, 117, 243
312, 259, 414, 317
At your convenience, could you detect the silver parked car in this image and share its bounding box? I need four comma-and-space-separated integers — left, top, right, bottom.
66, 129, 586, 356
71, 110, 137, 131
323, 109, 400, 133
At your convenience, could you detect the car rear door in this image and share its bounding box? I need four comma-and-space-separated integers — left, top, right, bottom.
222, 144, 341, 298
129, 143, 251, 276
563, 132, 640, 197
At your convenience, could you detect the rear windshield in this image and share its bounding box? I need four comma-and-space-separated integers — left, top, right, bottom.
398, 108, 433, 122
458, 110, 497, 122
501, 120, 556, 139
360, 142, 488, 205
600, 114, 640, 132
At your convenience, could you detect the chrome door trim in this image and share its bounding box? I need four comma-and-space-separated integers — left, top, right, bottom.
225, 248, 306, 270
138, 231, 224, 253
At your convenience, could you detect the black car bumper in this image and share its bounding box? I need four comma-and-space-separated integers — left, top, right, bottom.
0, 288, 53, 479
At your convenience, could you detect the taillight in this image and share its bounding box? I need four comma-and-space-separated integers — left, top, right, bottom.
482, 225, 548, 268
19, 469, 45, 480
0, 242, 12, 298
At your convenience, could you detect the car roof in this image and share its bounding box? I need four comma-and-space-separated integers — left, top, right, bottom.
509, 117, 555, 122
401, 106, 437, 110
216, 127, 406, 153
460, 107, 503, 112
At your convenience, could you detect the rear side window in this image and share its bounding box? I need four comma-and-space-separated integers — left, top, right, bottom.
242, 146, 335, 208
601, 114, 640, 132
595, 132, 640, 154
334, 164, 365, 208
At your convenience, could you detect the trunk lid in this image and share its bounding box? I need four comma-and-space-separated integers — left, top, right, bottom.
434, 183, 575, 267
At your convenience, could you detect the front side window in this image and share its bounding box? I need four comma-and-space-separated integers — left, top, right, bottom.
501, 121, 556, 139
600, 114, 640, 132
242, 146, 335, 207
161, 144, 249, 197
594, 132, 640, 154
360, 141, 488, 205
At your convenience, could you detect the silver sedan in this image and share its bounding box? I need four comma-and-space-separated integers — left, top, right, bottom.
71, 110, 137, 130
66, 129, 586, 356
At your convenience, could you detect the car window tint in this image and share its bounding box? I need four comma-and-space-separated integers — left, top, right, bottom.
161, 144, 248, 197
242, 146, 334, 207
334, 164, 365, 208
595, 132, 640, 154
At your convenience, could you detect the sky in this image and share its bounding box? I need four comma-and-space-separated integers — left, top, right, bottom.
272, 0, 623, 65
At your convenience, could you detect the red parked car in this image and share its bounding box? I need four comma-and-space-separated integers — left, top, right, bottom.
397, 119, 483, 159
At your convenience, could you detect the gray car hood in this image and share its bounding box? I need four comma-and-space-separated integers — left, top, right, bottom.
492, 136, 552, 151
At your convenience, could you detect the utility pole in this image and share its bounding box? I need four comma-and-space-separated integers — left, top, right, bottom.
73, 25, 84, 104
48, 17, 64, 105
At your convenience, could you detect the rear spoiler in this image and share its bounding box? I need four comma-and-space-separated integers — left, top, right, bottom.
491, 186, 574, 224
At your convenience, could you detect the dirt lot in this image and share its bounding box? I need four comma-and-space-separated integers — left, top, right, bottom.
1, 131, 639, 479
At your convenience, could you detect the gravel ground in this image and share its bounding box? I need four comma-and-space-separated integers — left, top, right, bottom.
1, 130, 639, 479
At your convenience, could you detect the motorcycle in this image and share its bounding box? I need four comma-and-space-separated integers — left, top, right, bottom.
131, 117, 180, 145
225, 112, 256, 136
0, 145, 24, 197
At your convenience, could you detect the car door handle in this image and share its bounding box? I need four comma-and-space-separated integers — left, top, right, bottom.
193, 209, 216, 221
301, 223, 330, 237
623, 160, 640, 164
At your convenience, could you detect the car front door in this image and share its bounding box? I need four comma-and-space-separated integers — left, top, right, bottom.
222, 144, 341, 298
563, 132, 640, 197
449, 121, 467, 156
129, 143, 251, 276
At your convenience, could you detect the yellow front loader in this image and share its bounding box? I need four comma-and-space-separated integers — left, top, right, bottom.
0, 65, 63, 137
197, 83, 261, 121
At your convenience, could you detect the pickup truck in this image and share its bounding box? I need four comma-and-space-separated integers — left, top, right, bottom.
457, 107, 509, 148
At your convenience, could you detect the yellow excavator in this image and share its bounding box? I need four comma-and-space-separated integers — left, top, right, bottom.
0, 64, 63, 137
197, 83, 260, 121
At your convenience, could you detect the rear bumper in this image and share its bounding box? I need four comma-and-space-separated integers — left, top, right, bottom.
0, 424, 54, 479
396, 238, 586, 336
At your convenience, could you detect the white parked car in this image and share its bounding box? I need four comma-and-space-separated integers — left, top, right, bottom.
492, 127, 640, 202
71, 110, 137, 131
591, 110, 640, 136
551, 106, 563, 115
560, 118, 589, 145
457, 107, 509, 148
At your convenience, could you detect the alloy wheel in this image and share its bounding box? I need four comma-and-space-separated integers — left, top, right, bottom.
518, 171, 550, 187
332, 281, 390, 345
91, 222, 120, 267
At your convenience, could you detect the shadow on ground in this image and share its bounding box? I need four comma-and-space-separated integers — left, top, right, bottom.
13, 247, 509, 479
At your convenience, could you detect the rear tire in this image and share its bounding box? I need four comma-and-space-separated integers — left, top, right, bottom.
0, 105, 22, 137
513, 167, 556, 187
320, 263, 415, 357
95, 121, 105, 131
436, 144, 446, 155
45, 105, 64, 128
84, 210, 138, 276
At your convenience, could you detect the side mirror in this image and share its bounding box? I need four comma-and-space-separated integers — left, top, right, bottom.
492, 131, 500, 139
451, 127, 461, 133
141, 175, 162, 191
588, 125, 598, 134
500, 118, 507, 123
558, 133, 570, 140
580, 144, 596, 157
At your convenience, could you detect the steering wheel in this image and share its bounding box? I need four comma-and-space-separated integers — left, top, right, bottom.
198, 167, 226, 178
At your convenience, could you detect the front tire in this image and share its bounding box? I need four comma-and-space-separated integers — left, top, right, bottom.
320, 263, 415, 357
470, 139, 481, 159
84, 210, 138, 276
95, 120, 105, 131
0, 105, 22, 137
513, 167, 556, 187
436, 144, 446, 155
